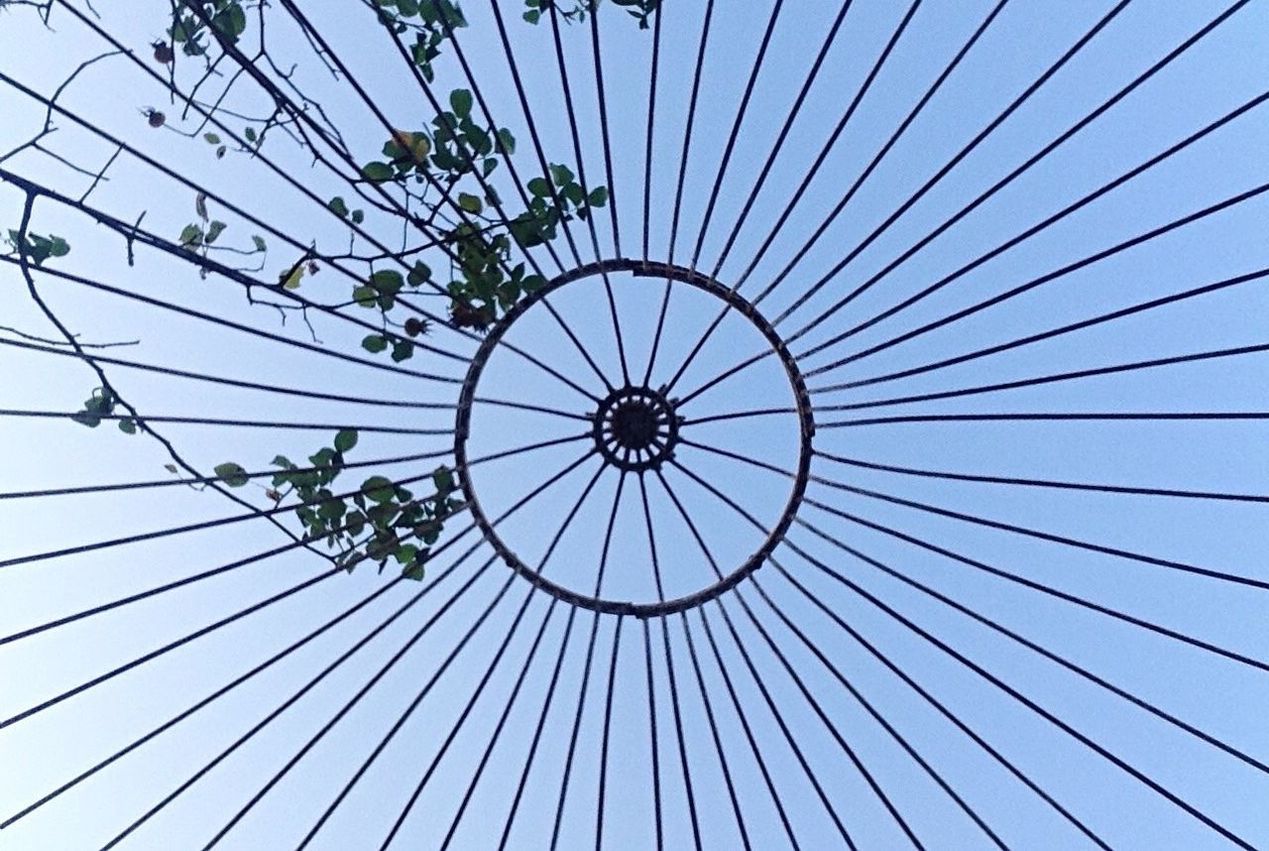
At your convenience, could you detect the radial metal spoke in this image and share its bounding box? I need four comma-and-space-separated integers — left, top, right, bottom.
799, 497, 1269, 674
678, 613, 753, 851
202, 562, 510, 850
546, 3, 631, 387
778, 0, 1247, 343
809, 473, 1269, 591
779, 538, 1257, 850
794, 514, 1269, 775
642, 0, 715, 387
762, 560, 1110, 849
820, 264, 1269, 393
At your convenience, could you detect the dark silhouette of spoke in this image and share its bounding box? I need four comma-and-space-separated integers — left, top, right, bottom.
659, 616, 705, 851
497, 605, 584, 850
588, 10, 622, 259
740, 0, 923, 307
678, 613, 754, 851
0, 408, 454, 433
799, 496, 1269, 674
641, 4, 664, 263
763, 559, 1111, 849
779, 539, 1258, 851
817, 451, 1269, 505
821, 264, 1269, 393
815, 344, 1269, 412
694, 608, 801, 849
687, 0, 784, 270
727, 589, 924, 848
809, 473, 1269, 591
804, 173, 1269, 381
280, 0, 615, 395
548, 472, 626, 850
822, 411, 1269, 427
0, 337, 457, 410
430, 600, 561, 851
546, 4, 632, 387
642, 0, 715, 387
777, 0, 1247, 343
642, 619, 666, 849
594, 616, 624, 851
705, 602, 856, 847
100, 553, 499, 850
0, 449, 445, 503
293, 461, 609, 847
794, 514, 1269, 775
381, 456, 608, 847
681, 406, 796, 426
750, 578, 1009, 849
800, 89, 1269, 372
672, 0, 1138, 401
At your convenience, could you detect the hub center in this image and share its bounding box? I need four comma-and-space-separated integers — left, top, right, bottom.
592, 385, 679, 472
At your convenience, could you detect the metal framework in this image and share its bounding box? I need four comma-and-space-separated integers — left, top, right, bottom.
0, 1, 1266, 848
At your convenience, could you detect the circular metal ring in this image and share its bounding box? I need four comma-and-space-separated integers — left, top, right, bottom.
454, 258, 815, 617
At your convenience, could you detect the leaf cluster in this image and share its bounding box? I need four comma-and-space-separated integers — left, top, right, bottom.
217, 431, 463, 580
5, 229, 69, 265
374, 0, 467, 82
168, 0, 248, 57
524, 0, 660, 28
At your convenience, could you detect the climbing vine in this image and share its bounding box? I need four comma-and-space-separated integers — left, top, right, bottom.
1, 0, 656, 582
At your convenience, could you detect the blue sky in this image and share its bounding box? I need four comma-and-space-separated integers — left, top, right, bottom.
1, 0, 1268, 848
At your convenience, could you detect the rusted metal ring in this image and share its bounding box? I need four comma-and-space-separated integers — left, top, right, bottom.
454, 258, 815, 618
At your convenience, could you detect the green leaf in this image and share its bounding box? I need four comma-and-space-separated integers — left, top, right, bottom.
47, 236, 70, 257
205, 220, 227, 244
407, 261, 431, 286
204, 132, 221, 144
432, 465, 455, 494
327, 196, 350, 218
178, 224, 203, 246
352, 285, 377, 307
496, 128, 516, 155
350, 209, 365, 225
118, 417, 137, 435
361, 334, 388, 353
213, 462, 249, 487
334, 428, 358, 453
71, 411, 101, 428
391, 339, 415, 362
251, 235, 267, 251
244, 126, 257, 143
449, 88, 473, 118
370, 270, 404, 292
527, 176, 551, 198
360, 161, 395, 182
523, 9, 540, 23
361, 476, 396, 503
402, 561, 426, 581
562, 182, 585, 206
318, 498, 347, 520
457, 192, 483, 214
280, 262, 305, 290
588, 186, 609, 206
549, 163, 574, 186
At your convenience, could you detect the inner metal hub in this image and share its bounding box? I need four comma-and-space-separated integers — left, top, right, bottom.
593, 386, 679, 472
